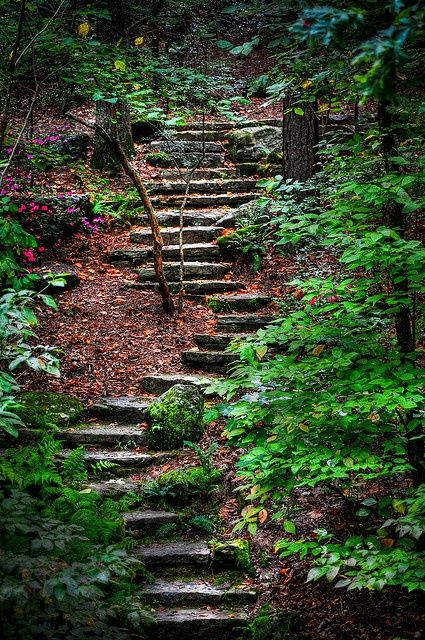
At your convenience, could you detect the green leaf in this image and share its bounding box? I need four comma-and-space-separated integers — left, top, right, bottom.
283, 520, 297, 534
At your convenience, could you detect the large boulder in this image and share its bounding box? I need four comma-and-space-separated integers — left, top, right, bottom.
227, 126, 282, 163
15, 391, 84, 429
145, 384, 204, 450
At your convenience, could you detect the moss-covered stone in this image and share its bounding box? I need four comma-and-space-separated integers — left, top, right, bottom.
145, 384, 204, 450
211, 539, 253, 575
15, 391, 84, 429
227, 126, 282, 163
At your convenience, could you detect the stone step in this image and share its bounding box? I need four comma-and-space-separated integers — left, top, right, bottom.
141, 373, 214, 395
88, 396, 150, 421
130, 226, 224, 246
193, 333, 246, 351
207, 294, 272, 313
109, 244, 221, 266
133, 541, 211, 567
169, 130, 221, 141
127, 279, 244, 296
170, 118, 282, 132
136, 262, 230, 282
123, 510, 179, 534
142, 579, 257, 606
151, 608, 248, 639
181, 349, 239, 373
152, 193, 258, 209
58, 421, 148, 447
85, 478, 140, 497
59, 449, 173, 474
159, 168, 239, 180
145, 179, 258, 195
166, 152, 225, 168
216, 314, 277, 333
151, 140, 223, 154
134, 208, 232, 227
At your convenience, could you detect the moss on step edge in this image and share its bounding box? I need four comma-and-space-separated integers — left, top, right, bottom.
210, 539, 253, 575
15, 391, 84, 429
145, 384, 205, 450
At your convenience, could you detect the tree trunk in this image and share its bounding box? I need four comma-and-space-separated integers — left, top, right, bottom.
282, 96, 319, 181
91, 100, 134, 171
91, 0, 134, 171
378, 98, 424, 487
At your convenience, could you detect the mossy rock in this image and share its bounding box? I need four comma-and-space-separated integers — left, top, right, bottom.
211, 539, 253, 575
145, 384, 204, 450
16, 391, 84, 429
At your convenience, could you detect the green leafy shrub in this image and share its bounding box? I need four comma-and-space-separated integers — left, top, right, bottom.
0, 484, 140, 640
146, 466, 222, 505
145, 151, 170, 167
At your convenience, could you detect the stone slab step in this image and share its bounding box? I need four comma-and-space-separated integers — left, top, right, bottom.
123, 510, 179, 534
141, 373, 214, 395
58, 422, 148, 447
151, 608, 248, 639
142, 579, 257, 606
151, 140, 222, 153
193, 334, 246, 351
170, 118, 282, 131
59, 450, 173, 473
145, 179, 258, 195
126, 280, 243, 296
136, 262, 230, 282
133, 541, 211, 567
207, 294, 272, 313
152, 193, 258, 208
130, 226, 224, 246
169, 130, 221, 141
216, 314, 277, 333
159, 168, 239, 179
85, 478, 140, 497
109, 244, 221, 265
181, 349, 239, 373
88, 396, 150, 421
129, 280, 245, 295
134, 208, 232, 227
166, 152, 225, 168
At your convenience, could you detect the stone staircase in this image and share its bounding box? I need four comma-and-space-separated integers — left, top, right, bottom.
77, 119, 289, 636
58, 394, 256, 639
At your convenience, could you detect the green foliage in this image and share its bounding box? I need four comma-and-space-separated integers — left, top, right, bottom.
208, 98, 425, 590
61, 447, 87, 483
277, 486, 425, 591
211, 539, 253, 574
188, 514, 216, 533
144, 466, 222, 506
183, 440, 218, 473
217, 198, 280, 271
237, 604, 299, 640
0, 483, 140, 639
145, 150, 170, 167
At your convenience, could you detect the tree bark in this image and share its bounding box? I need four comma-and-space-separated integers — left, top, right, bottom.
282, 96, 319, 181
91, 100, 134, 171
378, 98, 424, 487
91, 0, 134, 171
67, 112, 174, 314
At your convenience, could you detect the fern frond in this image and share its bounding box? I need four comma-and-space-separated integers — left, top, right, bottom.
61, 446, 87, 482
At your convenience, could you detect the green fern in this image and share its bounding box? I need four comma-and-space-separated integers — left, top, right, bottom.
61, 446, 87, 482
188, 514, 216, 533
157, 522, 178, 538
91, 459, 119, 476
